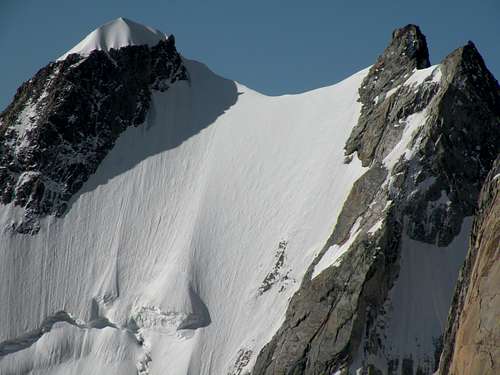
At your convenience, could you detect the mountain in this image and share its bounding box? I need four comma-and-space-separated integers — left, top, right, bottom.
0, 18, 498, 375
253, 26, 500, 375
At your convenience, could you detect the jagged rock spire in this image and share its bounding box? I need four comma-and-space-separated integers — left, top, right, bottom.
361, 24, 430, 104
441, 41, 500, 110
345, 24, 433, 165
253, 26, 500, 375
391, 24, 430, 68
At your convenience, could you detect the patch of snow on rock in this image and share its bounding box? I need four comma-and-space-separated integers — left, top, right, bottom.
312, 217, 363, 279
404, 65, 441, 88
383, 109, 429, 169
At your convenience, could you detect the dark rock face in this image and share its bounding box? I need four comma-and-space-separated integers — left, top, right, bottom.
0, 38, 187, 234
253, 209, 402, 375
345, 24, 431, 166
404, 42, 500, 246
253, 26, 500, 375
438, 156, 500, 375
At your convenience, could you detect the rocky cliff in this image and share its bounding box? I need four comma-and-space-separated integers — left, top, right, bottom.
253, 25, 500, 375
0, 36, 187, 234
438, 157, 500, 375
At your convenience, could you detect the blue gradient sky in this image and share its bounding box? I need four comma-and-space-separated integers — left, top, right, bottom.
1, 0, 499, 110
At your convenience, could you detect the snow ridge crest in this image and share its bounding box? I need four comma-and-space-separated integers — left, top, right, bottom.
59, 17, 168, 60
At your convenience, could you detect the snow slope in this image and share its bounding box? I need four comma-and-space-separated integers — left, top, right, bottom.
0, 20, 371, 373
381, 219, 472, 373
58, 18, 168, 60
350, 218, 472, 374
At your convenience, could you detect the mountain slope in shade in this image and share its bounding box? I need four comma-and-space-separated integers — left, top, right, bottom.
438, 157, 500, 375
0, 19, 498, 375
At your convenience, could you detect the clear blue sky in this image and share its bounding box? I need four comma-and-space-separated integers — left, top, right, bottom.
1, 0, 499, 110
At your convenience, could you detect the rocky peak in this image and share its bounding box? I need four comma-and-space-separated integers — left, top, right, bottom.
253, 25, 500, 375
405, 40, 500, 246
391, 24, 430, 67
441, 41, 500, 109
345, 24, 433, 166
0, 36, 188, 234
360, 24, 430, 104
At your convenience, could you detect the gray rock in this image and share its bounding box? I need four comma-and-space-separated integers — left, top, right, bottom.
0, 38, 187, 234
438, 156, 500, 375
345, 24, 431, 166
403, 41, 500, 246
252, 27, 500, 375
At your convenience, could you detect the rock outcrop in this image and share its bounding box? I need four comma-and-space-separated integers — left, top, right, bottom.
253, 25, 500, 375
0, 37, 187, 233
345, 24, 431, 166
438, 157, 500, 375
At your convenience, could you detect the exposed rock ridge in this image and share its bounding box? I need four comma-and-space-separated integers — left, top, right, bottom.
402, 41, 500, 246
0, 37, 187, 234
345, 24, 431, 166
252, 26, 500, 375
438, 156, 500, 375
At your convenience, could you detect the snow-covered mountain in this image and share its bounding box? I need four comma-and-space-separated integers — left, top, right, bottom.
0, 18, 498, 375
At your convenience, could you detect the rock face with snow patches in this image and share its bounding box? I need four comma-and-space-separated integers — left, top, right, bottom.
253, 26, 500, 375
0, 18, 187, 234
0, 19, 498, 375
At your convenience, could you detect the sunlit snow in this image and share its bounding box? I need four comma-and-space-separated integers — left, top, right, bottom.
0, 19, 371, 374
58, 18, 168, 60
